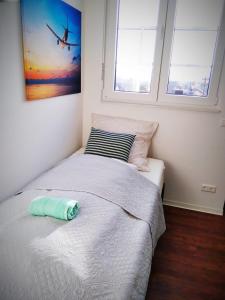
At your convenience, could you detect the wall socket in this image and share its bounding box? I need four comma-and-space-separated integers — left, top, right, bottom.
201, 184, 217, 193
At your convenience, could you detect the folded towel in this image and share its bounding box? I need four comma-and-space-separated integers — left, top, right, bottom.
29, 196, 80, 221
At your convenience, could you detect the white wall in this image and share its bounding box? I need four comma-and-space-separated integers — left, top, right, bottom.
0, 0, 83, 202
83, 0, 225, 215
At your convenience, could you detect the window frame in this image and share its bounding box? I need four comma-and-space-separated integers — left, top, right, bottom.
102, 0, 168, 104
157, 0, 225, 107
102, 0, 225, 111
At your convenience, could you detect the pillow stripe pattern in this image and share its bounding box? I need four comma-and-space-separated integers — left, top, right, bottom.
85, 127, 135, 162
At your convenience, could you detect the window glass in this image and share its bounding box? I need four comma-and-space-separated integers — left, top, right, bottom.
167, 0, 224, 97
175, 0, 224, 30
114, 0, 160, 93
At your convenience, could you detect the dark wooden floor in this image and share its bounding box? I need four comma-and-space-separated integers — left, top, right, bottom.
146, 205, 225, 300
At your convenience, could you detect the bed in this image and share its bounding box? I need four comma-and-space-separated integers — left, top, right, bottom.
0, 150, 166, 300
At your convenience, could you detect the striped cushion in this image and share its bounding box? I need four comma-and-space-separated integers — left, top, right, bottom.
85, 127, 135, 162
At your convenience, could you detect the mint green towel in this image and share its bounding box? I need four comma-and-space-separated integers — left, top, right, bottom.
29, 196, 80, 221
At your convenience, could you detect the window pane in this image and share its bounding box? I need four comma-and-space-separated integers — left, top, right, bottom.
171, 31, 217, 66
175, 0, 224, 30
167, 66, 211, 97
167, 0, 224, 97
119, 0, 159, 28
115, 0, 160, 93
116, 30, 157, 65
115, 64, 153, 93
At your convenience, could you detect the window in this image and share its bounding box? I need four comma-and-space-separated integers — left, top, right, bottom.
115, 0, 160, 93
168, 0, 223, 97
103, 0, 225, 109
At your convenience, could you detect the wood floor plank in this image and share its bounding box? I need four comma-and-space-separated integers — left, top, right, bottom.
146, 206, 225, 300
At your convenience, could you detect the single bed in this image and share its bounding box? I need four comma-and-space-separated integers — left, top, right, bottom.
0, 151, 166, 300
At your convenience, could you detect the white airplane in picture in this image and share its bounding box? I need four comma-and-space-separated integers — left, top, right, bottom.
46, 18, 79, 51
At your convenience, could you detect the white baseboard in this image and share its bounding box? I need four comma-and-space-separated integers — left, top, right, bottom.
163, 198, 223, 216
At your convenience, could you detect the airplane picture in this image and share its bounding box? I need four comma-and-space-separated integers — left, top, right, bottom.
46, 18, 79, 51
21, 0, 81, 100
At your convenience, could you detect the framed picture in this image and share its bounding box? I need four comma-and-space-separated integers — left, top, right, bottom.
21, 0, 81, 100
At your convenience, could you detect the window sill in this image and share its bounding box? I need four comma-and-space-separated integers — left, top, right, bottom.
102, 95, 221, 113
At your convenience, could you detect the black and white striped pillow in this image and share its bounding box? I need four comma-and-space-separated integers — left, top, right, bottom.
85, 127, 135, 162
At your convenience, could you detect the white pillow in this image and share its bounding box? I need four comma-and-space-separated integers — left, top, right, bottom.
92, 114, 158, 171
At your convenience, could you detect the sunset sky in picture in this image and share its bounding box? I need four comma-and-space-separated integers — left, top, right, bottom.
21, 0, 81, 81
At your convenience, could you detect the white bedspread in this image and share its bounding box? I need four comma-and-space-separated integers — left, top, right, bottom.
0, 154, 165, 300
74, 147, 165, 192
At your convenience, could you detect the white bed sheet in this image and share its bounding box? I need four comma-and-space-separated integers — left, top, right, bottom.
75, 148, 165, 193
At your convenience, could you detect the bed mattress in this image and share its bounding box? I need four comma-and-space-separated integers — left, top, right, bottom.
75, 147, 165, 193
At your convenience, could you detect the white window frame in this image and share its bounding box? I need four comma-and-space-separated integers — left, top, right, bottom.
158, 0, 225, 107
102, 0, 225, 111
102, 0, 168, 104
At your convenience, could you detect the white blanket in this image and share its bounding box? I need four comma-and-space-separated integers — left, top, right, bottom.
0, 154, 165, 300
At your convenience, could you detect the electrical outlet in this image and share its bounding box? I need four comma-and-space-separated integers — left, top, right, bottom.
201, 184, 216, 193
